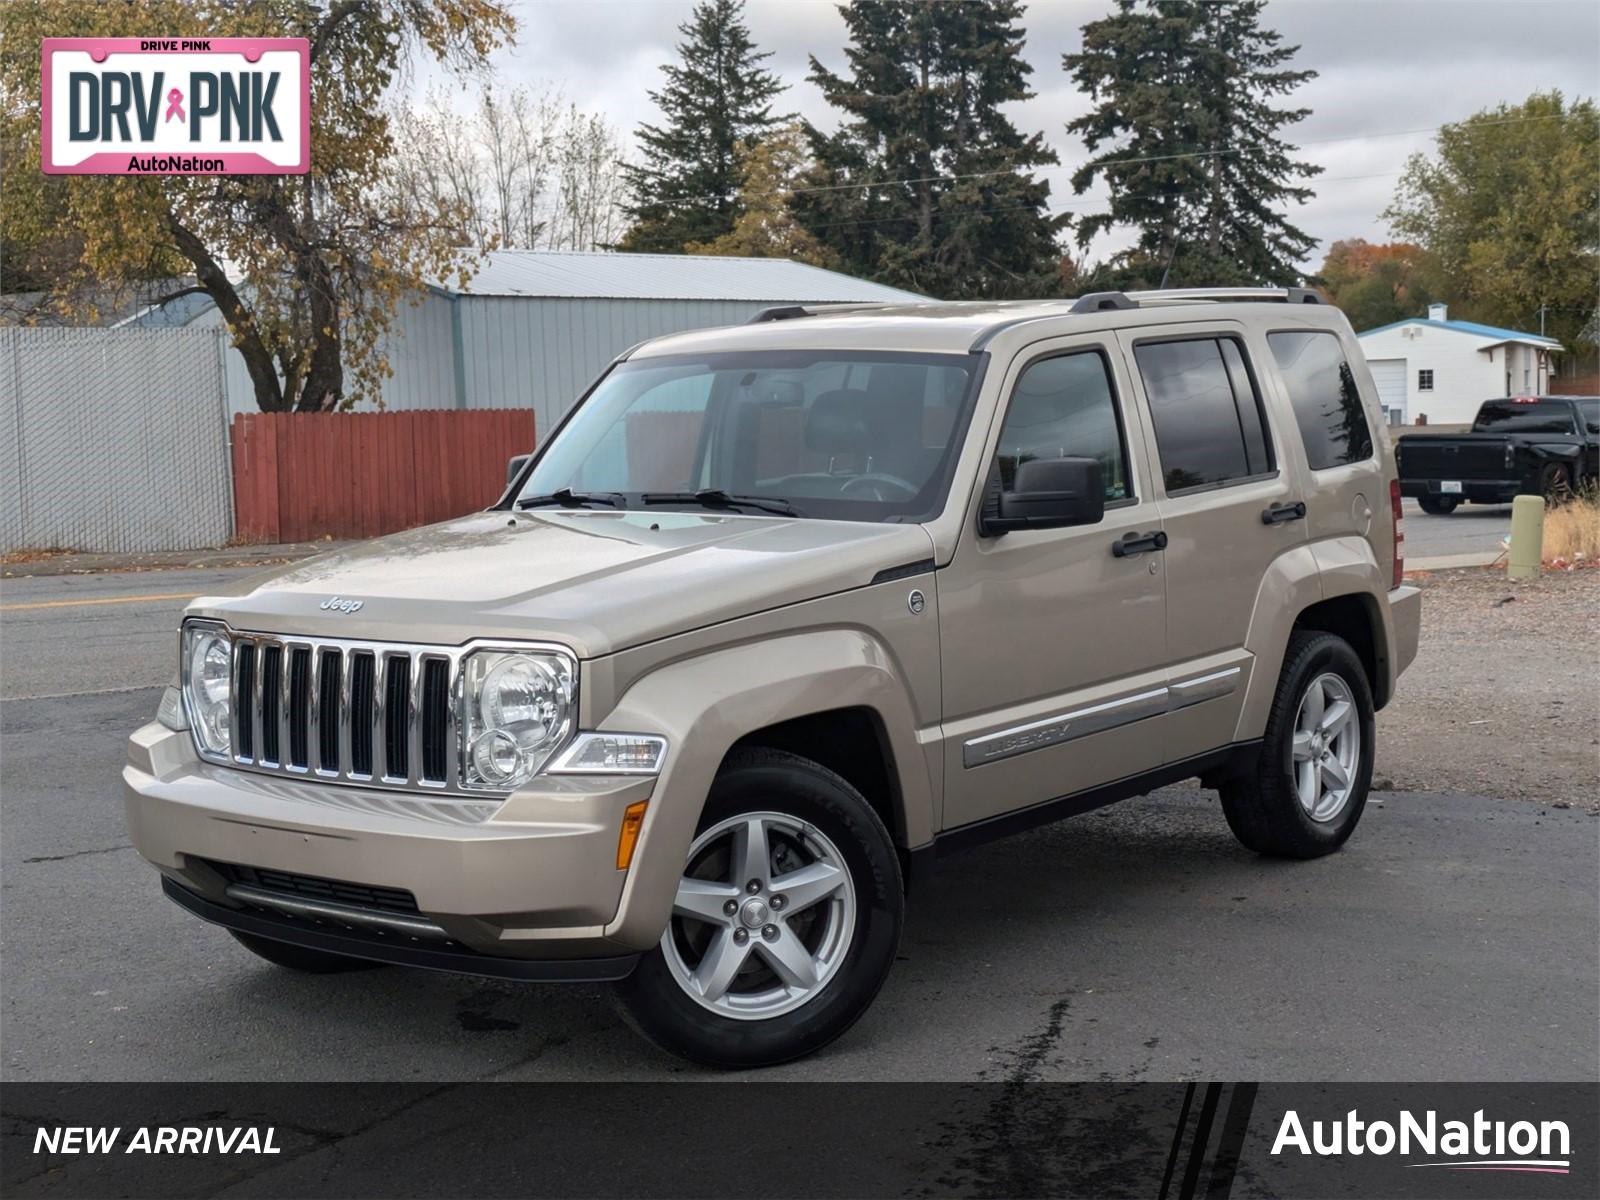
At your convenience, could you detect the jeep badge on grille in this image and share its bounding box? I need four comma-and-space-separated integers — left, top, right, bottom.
319, 596, 363, 613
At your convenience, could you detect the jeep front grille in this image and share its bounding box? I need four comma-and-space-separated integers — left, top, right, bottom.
228, 634, 458, 791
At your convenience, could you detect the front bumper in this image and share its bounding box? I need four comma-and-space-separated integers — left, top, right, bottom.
161, 877, 639, 980
125, 721, 660, 962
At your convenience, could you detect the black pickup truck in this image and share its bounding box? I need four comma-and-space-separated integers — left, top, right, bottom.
1396, 395, 1599, 514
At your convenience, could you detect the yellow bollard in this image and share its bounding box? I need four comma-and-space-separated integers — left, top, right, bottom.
1507, 493, 1545, 579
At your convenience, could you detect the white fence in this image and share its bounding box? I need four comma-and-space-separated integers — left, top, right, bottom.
1, 327, 234, 553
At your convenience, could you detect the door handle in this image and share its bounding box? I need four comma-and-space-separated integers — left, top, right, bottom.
1261, 501, 1307, 525
1112, 530, 1168, 557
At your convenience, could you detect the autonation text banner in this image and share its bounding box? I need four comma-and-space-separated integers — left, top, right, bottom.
2, 1082, 1594, 1198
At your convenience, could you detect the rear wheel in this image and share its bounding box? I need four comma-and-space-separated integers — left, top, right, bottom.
1416, 494, 1459, 515
229, 930, 384, 973
1220, 631, 1375, 858
615, 748, 903, 1068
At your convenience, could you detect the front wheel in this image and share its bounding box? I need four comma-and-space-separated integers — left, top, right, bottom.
1416, 494, 1459, 515
1219, 631, 1376, 858
1540, 463, 1575, 504
615, 748, 903, 1068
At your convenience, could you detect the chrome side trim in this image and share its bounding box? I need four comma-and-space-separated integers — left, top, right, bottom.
962, 666, 1243, 767
223, 883, 449, 940
963, 687, 1169, 767
1168, 666, 1243, 709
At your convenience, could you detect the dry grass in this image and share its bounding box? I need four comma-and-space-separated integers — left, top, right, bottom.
1543, 490, 1600, 566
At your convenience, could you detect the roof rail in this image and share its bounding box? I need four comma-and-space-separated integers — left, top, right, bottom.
745, 301, 899, 324
1123, 287, 1324, 306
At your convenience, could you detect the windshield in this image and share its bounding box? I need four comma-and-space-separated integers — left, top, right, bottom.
1472, 400, 1578, 434
519, 350, 982, 522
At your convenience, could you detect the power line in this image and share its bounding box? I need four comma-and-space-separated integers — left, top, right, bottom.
624, 171, 1401, 249
650, 112, 1566, 208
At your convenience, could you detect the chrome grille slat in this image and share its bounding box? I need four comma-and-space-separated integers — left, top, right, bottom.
214, 632, 572, 798
277, 642, 294, 772
407, 658, 426, 788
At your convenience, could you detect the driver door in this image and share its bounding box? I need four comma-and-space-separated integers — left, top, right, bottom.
937, 337, 1170, 829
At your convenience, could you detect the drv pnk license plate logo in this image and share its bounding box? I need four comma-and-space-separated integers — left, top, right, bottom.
42, 38, 308, 175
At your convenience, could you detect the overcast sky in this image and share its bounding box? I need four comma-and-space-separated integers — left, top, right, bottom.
451, 0, 1600, 270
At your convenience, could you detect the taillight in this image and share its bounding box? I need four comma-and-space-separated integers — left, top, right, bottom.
1390, 478, 1404, 588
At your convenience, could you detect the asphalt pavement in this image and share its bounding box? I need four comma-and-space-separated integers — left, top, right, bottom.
1401, 497, 1512, 560
1, 566, 1594, 1083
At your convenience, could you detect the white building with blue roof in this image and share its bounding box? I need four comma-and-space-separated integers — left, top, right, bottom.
1357, 303, 1563, 427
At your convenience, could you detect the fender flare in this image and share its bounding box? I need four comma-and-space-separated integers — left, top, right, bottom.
598, 628, 932, 950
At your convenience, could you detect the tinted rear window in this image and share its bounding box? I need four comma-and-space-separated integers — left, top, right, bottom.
1135, 338, 1274, 493
1267, 331, 1374, 469
1472, 401, 1578, 434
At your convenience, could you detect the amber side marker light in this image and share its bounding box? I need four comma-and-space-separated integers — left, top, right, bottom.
617, 800, 649, 870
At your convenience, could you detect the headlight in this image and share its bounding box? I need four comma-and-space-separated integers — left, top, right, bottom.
181, 622, 232, 756
461, 649, 575, 790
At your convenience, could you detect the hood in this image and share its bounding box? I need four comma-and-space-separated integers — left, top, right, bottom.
188, 510, 935, 658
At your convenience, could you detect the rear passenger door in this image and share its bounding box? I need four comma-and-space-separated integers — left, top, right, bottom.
1117, 324, 1308, 763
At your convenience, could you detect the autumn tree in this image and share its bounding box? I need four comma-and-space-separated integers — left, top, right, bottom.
686, 123, 833, 265
1386, 91, 1598, 354
799, 0, 1065, 299
1315, 239, 1440, 330
1065, 0, 1320, 287
0, 0, 515, 412
619, 0, 785, 252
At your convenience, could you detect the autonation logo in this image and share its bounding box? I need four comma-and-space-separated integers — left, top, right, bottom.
1273, 1108, 1572, 1175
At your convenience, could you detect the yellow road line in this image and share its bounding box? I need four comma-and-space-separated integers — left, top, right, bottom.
0, 591, 199, 612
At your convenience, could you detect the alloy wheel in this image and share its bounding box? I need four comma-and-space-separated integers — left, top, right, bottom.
662, 812, 856, 1020
1291, 672, 1361, 823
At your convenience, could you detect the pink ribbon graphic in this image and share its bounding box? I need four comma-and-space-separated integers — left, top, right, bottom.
164, 88, 185, 123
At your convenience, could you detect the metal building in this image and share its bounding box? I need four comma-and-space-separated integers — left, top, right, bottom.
164, 251, 923, 434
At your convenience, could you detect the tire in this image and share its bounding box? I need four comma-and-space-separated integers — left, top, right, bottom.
1416, 494, 1459, 515
1539, 463, 1575, 504
1219, 631, 1376, 859
615, 748, 903, 1068
229, 930, 385, 974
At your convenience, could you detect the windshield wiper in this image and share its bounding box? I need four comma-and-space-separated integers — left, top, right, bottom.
517, 487, 623, 510
640, 489, 803, 517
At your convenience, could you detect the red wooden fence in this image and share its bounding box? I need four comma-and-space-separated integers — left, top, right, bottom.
231, 409, 535, 543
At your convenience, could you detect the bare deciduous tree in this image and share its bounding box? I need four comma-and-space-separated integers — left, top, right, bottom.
393, 86, 627, 252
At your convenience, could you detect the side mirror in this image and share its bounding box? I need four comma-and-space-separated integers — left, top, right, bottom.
981, 457, 1105, 536
506, 454, 531, 488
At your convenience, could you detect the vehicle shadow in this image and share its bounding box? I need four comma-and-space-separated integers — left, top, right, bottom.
208, 784, 1316, 1079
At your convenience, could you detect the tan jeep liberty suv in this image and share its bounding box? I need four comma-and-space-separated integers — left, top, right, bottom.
126, 287, 1421, 1067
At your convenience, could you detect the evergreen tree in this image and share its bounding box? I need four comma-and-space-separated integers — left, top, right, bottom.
618, 0, 785, 252
1065, 0, 1321, 288
798, 0, 1065, 299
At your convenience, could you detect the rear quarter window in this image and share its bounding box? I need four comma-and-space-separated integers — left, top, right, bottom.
1267, 331, 1374, 470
